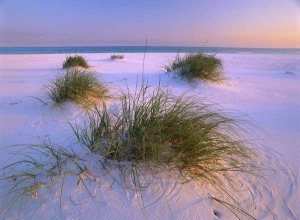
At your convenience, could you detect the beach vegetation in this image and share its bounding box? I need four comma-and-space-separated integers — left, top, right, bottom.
111, 54, 125, 60
73, 83, 257, 217
63, 55, 89, 69
164, 53, 223, 82
75, 84, 253, 179
47, 68, 109, 106
1, 82, 260, 219
0, 140, 90, 218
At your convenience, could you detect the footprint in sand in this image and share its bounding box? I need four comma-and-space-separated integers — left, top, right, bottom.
9, 100, 22, 106
31, 116, 44, 130
213, 209, 223, 218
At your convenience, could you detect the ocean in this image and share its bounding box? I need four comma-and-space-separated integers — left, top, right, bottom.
0, 46, 300, 54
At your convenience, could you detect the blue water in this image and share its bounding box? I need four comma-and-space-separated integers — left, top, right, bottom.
0, 46, 299, 54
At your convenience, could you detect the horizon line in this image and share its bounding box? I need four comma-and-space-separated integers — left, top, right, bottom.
0, 45, 299, 50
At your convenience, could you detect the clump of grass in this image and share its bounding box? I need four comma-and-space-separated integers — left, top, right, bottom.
72, 83, 257, 217
47, 68, 109, 106
63, 55, 89, 69
111, 54, 125, 60
165, 53, 223, 82
75, 83, 253, 181
71, 83, 260, 217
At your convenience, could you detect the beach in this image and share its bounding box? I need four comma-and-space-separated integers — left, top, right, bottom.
0, 52, 299, 219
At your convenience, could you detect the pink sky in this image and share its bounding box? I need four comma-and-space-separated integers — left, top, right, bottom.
0, 0, 299, 48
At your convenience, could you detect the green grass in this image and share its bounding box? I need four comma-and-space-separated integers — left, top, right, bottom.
47, 68, 109, 106
0, 82, 261, 218
74, 83, 253, 182
111, 54, 125, 60
165, 53, 223, 82
63, 55, 89, 69
72, 83, 257, 218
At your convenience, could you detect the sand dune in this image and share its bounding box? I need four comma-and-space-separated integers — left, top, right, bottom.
0, 53, 299, 219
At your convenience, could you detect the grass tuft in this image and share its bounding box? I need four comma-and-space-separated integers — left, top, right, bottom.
72, 83, 258, 217
111, 54, 125, 60
63, 55, 89, 69
165, 53, 223, 82
75, 83, 254, 180
46, 68, 109, 106
71, 83, 261, 218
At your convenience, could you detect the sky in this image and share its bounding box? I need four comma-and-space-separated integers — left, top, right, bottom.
0, 0, 299, 48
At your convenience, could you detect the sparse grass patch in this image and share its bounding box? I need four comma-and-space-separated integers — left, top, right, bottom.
63, 55, 89, 69
165, 53, 223, 82
0, 141, 89, 218
47, 68, 109, 106
111, 54, 125, 60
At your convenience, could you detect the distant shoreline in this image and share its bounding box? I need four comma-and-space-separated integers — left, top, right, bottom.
0, 46, 300, 55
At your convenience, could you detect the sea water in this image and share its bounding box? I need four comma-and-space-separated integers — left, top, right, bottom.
0, 46, 300, 55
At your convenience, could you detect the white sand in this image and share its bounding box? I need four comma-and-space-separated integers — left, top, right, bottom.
0, 52, 299, 219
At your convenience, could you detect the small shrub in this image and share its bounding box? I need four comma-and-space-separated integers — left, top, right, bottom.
47, 68, 109, 105
165, 53, 223, 82
111, 54, 125, 60
63, 55, 89, 69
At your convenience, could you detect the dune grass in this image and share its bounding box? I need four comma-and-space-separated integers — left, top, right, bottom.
63, 55, 89, 69
165, 53, 223, 82
111, 54, 125, 60
71, 83, 257, 218
74, 83, 254, 183
75, 84, 251, 165
47, 68, 109, 106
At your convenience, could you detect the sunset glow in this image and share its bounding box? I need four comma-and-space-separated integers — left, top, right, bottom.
0, 0, 299, 48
